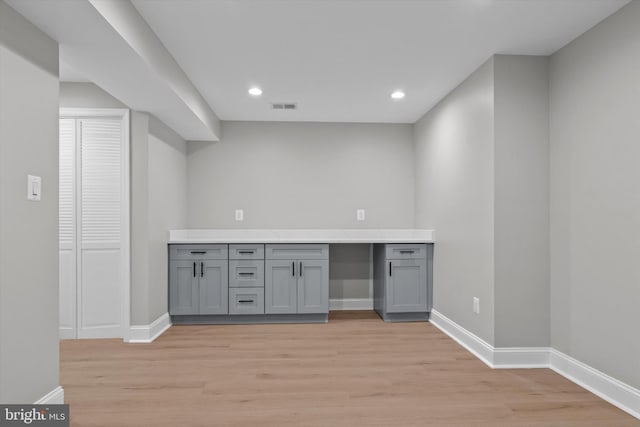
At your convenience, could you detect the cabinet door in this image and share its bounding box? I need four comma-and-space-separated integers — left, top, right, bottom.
265, 260, 297, 314
297, 260, 329, 314
169, 260, 199, 315
199, 260, 228, 314
387, 259, 427, 313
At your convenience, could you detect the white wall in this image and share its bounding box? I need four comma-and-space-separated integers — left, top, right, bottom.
187, 121, 414, 229
414, 58, 496, 344
0, 0, 60, 403
549, 0, 640, 389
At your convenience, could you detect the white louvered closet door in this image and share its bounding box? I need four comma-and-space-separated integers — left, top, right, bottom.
59, 116, 126, 339
59, 119, 76, 339
78, 118, 123, 338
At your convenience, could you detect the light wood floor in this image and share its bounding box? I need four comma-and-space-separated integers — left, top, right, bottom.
61, 311, 639, 426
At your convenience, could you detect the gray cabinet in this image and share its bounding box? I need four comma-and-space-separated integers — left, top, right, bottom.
170, 244, 228, 260
169, 260, 199, 315
228, 244, 265, 314
229, 260, 264, 288
298, 260, 329, 313
387, 259, 426, 312
374, 243, 433, 321
265, 245, 329, 314
229, 244, 264, 260
265, 260, 297, 313
229, 287, 265, 315
199, 260, 228, 314
169, 245, 228, 315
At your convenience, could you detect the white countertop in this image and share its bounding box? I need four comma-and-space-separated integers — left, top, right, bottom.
168, 229, 435, 244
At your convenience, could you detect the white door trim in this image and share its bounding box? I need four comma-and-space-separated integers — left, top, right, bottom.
59, 108, 130, 342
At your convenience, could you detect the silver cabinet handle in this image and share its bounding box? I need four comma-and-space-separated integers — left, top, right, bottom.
300, 262, 303, 277
389, 261, 392, 277
292, 262, 295, 276
201, 262, 204, 277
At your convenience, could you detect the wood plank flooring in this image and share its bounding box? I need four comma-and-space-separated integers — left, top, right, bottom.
60, 311, 639, 426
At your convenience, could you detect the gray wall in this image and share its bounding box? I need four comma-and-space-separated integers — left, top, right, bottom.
147, 124, 187, 322
414, 55, 550, 348
187, 121, 414, 229
130, 111, 150, 325
59, 82, 126, 109
329, 244, 371, 301
549, 0, 640, 388
130, 113, 188, 325
0, 0, 60, 403
493, 55, 550, 347
414, 58, 496, 344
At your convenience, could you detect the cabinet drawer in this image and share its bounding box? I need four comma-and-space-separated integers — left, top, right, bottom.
170, 244, 228, 260
385, 244, 426, 260
229, 260, 264, 288
266, 244, 329, 260
229, 288, 264, 315
229, 244, 264, 260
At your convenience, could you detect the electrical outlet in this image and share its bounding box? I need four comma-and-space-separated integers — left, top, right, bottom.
473, 297, 480, 314
235, 209, 244, 221
356, 209, 365, 221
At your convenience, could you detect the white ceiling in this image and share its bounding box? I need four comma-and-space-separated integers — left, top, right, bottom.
6, 0, 217, 140
7, 0, 631, 138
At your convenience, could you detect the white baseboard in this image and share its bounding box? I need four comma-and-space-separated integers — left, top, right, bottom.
34, 386, 64, 404
128, 312, 171, 343
429, 309, 640, 420
429, 309, 496, 367
550, 349, 640, 419
329, 298, 373, 311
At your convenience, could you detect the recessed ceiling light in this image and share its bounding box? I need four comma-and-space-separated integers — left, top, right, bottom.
248, 87, 262, 96
391, 90, 405, 100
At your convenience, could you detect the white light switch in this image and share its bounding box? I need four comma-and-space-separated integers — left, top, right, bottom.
235, 209, 244, 221
356, 209, 365, 221
27, 175, 42, 201
473, 297, 480, 314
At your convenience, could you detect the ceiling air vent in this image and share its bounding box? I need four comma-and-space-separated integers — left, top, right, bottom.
271, 102, 297, 110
